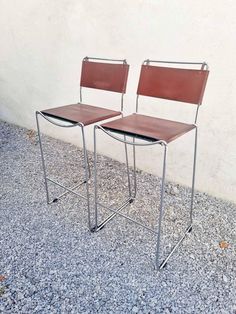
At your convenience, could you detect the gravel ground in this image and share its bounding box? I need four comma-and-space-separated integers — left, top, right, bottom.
0, 120, 235, 314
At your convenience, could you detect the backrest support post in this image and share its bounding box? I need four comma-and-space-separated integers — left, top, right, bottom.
135, 95, 140, 113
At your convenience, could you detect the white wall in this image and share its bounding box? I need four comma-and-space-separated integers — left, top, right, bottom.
0, 0, 236, 203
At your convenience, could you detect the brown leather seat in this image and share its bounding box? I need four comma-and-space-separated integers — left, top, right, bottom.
42, 103, 121, 126
102, 113, 195, 143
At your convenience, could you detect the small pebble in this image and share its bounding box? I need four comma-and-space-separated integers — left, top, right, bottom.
132, 306, 139, 313
223, 275, 228, 283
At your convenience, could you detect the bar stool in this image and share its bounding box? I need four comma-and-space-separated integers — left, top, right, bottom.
93, 60, 209, 269
36, 57, 129, 230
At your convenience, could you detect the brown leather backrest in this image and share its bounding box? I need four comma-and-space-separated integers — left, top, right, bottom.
80, 60, 129, 93
137, 65, 209, 105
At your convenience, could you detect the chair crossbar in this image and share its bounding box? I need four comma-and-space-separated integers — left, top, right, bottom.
46, 177, 87, 204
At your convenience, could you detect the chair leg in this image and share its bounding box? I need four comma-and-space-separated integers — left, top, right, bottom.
123, 136, 137, 201
190, 127, 198, 226
123, 135, 137, 201
155, 144, 168, 269
85, 146, 91, 182
36, 111, 50, 204
132, 138, 137, 199
93, 126, 99, 231
124, 135, 132, 198
81, 126, 92, 231
80, 140, 91, 183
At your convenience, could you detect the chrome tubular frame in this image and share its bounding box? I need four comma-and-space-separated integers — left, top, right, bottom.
143, 59, 208, 69
83, 56, 127, 64
190, 126, 198, 225
35, 111, 92, 230
93, 124, 197, 270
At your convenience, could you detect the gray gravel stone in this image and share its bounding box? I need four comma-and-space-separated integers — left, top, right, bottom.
0, 120, 236, 313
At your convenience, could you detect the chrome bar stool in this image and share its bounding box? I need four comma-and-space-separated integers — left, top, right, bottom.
36, 57, 129, 230
93, 60, 209, 269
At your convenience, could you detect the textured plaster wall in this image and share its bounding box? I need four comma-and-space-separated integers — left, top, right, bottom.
0, 0, 236, 202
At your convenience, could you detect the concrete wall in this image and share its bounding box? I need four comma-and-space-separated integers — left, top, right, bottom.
0, 0, 236, 203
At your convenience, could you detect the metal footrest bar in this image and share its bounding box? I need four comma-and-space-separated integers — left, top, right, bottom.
46, 177, 87, 204
158, 224, 192, 270
95, 199, 158, 235
47, 177, 87, 201
94, 197, 133, 231
96, 196, 193, 270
